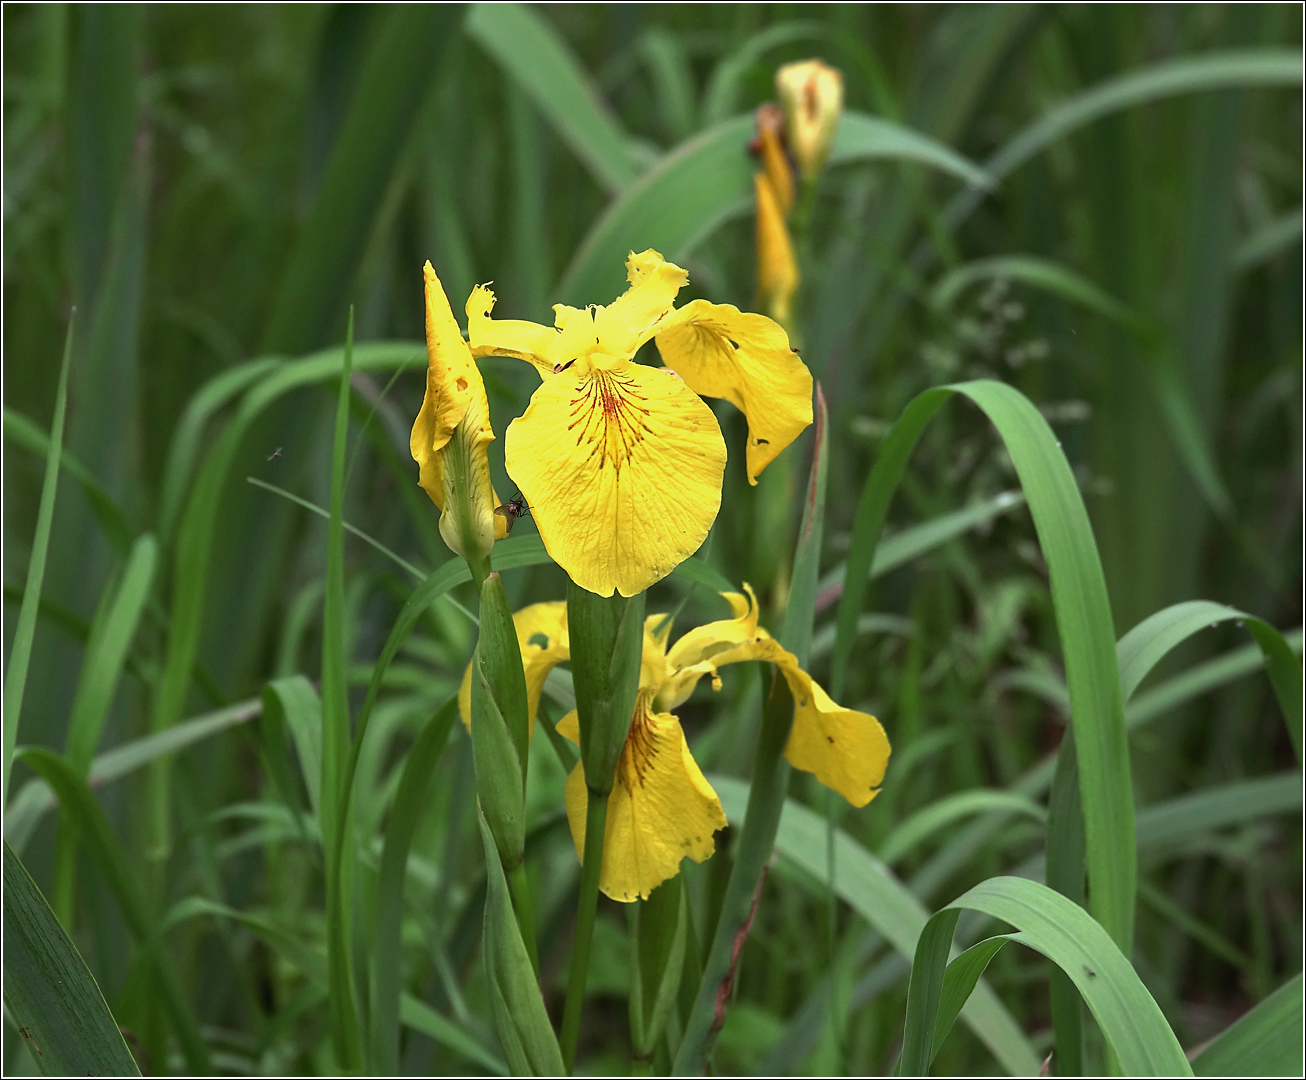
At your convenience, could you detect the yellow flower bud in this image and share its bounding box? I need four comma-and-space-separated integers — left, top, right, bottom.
775, 59, 844, 183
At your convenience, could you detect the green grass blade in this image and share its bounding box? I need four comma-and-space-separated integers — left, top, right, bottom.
3, 406, 134, 556
930, 255, 1137, 324
897, 907, 960, 1074
1134, 773, 1301, 855
3, 841, 140, 1077
1191, 972, 1303, 1077
932, 936, 1016, 1062
399, 994, 508, 1076
879, 789, 1046, 865
1231, 207, 1303, 272
322, 311, 362, 1071
1117, 601, 1303, 762
16, 748, 211, 1073
834, 380, 1135, 951
781, 385, 828, 667
558, 111, 990, 305
467, 2, 639, 195
713, 776, 1040, 1075
371, 698, 459, 1075
4, 319, 73, 801
1045, 734, 1087, 1076
910, 877, 1192, 1076
63, 534, 157, 773
817, 490, 1025, 604
262, 7, 452, 354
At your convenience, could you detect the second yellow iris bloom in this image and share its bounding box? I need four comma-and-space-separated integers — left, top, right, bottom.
459, 588, 890, 902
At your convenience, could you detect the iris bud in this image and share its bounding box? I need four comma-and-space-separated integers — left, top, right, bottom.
776, 59, 844, 183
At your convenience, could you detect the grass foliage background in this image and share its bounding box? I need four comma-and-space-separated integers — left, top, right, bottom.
3, 3, 1301, 1075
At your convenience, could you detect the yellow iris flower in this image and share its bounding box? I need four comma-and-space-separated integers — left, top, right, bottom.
464, 250, 813, 597
410, 261, 508, 563
458, 587, 891, 902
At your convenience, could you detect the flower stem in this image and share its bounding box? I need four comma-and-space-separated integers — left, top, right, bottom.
561, 788, 609, 1071
507, 860, 539, 976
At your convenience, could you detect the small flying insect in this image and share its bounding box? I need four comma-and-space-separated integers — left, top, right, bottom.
267, 446, 283, 461
494, 492, 531, 534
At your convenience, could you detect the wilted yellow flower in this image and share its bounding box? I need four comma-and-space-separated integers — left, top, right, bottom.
467, 250, 812, 597
776, 59, 844, 182
459, 588, 891, 902
410, 262, 508, 567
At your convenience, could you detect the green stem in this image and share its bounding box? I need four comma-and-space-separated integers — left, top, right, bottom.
561, 788, 609, 1072
507, 860, 539, 976
672, 670, 794, 1074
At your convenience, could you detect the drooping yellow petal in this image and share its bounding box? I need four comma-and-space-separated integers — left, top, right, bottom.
458, 601, 570, 733
655, 299, 812, 484
667, 630, 890, 807
591, 250, 689, 358
563, 693, 726, 902
466, 283, 560, 378
504, 359, 727, 597
754, 170, 799, 329
774, 656, 888, 807
411, 262, 477, 506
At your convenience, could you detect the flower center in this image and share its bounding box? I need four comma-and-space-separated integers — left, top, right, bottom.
567, 368, 651, 474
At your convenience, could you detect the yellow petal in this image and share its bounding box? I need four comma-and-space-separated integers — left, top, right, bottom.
776, 657, 889, 808
655, 299, 812, 484
564, 694, 726, 902
666, 630, 890, 807
640, 614, 673, 692
504, 359, 726, 597
659, 585, 763, 710
458, 601, 570, 733
754, 171, 798, 328
411, 262, 478, 507
591, 250, 689, 358
466, 283, 560, 378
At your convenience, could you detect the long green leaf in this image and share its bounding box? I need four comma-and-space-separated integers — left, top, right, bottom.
1191, 972, 1303, 1077
674, 386, 831, 1074
3, 406, 134, 556
931, 254, 1137, 325
835, 380, 1134, 951
558, 111, 991, 305
16, 748, 211, 1073
466, 2, 640, 195
3, 319, 73, 801
3, 841, 140, 1076
1134, 773, 1301, 855
321, 311, 361, 1070
371, 699, 459, 1075
712, 776, 1039, 1075
899, 877, 1191, 1076
879, 789, 1046, 865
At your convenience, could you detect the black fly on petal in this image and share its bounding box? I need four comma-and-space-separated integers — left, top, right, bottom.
494, 492, 531, 533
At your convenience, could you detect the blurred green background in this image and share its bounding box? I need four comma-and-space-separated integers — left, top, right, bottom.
3, 3, 1301, 1075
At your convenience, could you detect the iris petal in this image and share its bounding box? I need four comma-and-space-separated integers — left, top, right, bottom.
560, 695, 727, 902
458, 601, 570, 734
504, 360, 726, 597
655, 299, 813, 484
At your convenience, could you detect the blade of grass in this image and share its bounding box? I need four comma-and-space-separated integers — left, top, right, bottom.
321, 310, 362, 1071
3, 842, 140, 1077
4, 318, 73, 801
674, 389, 827, 1073
3, 406, 134, 557
16, 748, 211, 1072
371, 698, 459, 1075
1191, 972, 1302, 1077
833, 381, 1135, 952
898, 877, 1191, 1076
879, 790, 1046, 866
712, 776, 1039, 1075
466, 1, 640, 195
